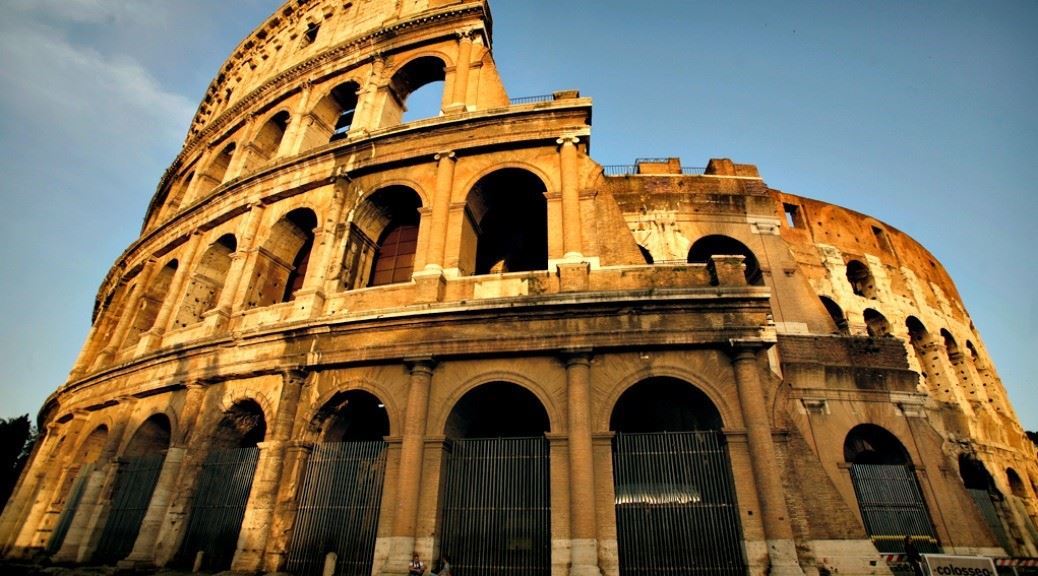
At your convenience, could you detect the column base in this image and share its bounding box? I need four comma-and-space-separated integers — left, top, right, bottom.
412, 269, 446, 303
767, 539, 806, 576
569, 538, 603, 576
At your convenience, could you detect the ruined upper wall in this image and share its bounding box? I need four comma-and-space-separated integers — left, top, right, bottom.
186, 0, 483, 142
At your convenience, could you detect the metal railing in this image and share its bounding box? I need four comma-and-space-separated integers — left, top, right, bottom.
509, 94, 555, 105
602, 165, 707, 176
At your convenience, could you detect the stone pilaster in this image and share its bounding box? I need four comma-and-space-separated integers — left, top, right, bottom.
138, 232, 203, 352
730, 343, 804, 576
232, 369, 307, 572
382, 358, 436, 576
564, 350, 602, 576
557, 136, 583, 260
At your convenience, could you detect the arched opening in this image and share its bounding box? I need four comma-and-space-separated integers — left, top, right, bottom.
93, 414, 171, 564
687, 235, 764, 286
47, 425, 110, 553
244, 208, 318, 309
165, 170, 194, 218
174, 234, 236, 329
610, 378, 744, 576
340, 187, 422, 289
864, 308, 891, 337
310, 82, 359, 145
820, 296, 849, 334
959, 455, 1011, 550
941, 329, 960, 358
438, 382, 550, 576
846, 259, 877, 298
1007, 469, 1026, 498
844, 424, 939, 553
200, 142, 236, 197
382, 56, 446, 126
246, 110, 290, 171
286, 390, 390, 576
906, 316, 950, 398
462, 169, 548, 276
123, 260, 179, 349
178, 401, 266, 572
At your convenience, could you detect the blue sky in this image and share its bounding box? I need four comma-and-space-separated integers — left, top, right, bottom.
0, 1, 1035, 430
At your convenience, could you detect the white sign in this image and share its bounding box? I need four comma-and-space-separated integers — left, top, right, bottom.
923, 554, 997, 576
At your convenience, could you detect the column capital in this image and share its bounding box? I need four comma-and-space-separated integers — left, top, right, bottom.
434, 150, 456, 162
556, 135, 580, 147
405, 357, 436, 375
727, 338, 774, 361
561, 348, 593, 367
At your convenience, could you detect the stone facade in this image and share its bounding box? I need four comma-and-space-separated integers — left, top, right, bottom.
2, 1, 1036, 575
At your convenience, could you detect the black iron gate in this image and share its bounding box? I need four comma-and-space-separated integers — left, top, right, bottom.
177, 446, 260, 571
92, 453, 165, 564
286, 441, 388, 576
438, 437, 550, 576
613, 431, 745, 576
849, 464, 940, 553
46, 462, 94, 553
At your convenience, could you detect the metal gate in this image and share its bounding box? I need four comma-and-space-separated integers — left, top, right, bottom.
612, 431, 745, 576
967, 488, 1011, 551
286, 441, 388, 576
438, 437, 550, 576
849, 464, 939, 553
177, 446, 260, 570
92, 453, 166, 564
46, 462, 94, 553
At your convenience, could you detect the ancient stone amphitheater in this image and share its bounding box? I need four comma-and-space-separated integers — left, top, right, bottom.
2, 1, 1036, 575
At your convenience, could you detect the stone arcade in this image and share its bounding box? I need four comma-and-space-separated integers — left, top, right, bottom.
2, 1, 1037, 575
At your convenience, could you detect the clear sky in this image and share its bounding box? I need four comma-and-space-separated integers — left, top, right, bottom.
0, 1, 1035, 430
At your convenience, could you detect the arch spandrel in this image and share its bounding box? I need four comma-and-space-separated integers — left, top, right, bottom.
302, 376, 402, 442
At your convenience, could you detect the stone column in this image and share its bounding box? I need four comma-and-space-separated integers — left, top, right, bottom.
93, 259, 158, 367
261, 441, 314, 572
203, 205, 265, 331
730, 344, 803, 576
424, 151, 456, 272
137, 232, 203, 352
383, 359, 436, 575
50, 462, 106, 562
232, 370, 307, 572
295, 173, 351, 316
119, 446, 186, 567
354, 54, 386, 132
564, 350, 602, 576
557, 136, 583, 260
447, 31, 474, 112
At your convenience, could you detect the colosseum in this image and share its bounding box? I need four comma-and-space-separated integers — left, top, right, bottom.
2, 1, 1036, 575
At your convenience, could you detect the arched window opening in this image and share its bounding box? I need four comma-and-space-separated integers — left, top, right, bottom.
906, 317, 928, 346
329, 84, 358, 142
342, 187, 423, 289
47, 425, 110, 553
166, 170, 194, 217
201, 142, 236, 196
314, 390, 390, 442
462, 169, 548, 276
178, 401, 265, 572
287, 390, 390, 576
844, 424, 939, 553
864, 308, 891, 337
382, 56, 446, 127
401, 79, 445, 123
1007, 468, 1027, 498
123, 260, 179, 349
247, 111, 290, 171
445, 382, 549, 440
92, 414, 171, 564
638, 244, 654, 264
174, 234, 236, 329
610, 377, 723, 433
820, 296, 849, 334
941, 329, 960, 358
244, 208, 318, 309
609, 377, 744, 576
687, 235, 764, 286
438, 382, 551, 576
846, 259, 877, 298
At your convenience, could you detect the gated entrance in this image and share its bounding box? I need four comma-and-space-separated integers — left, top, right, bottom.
844, 424, 939, 554
610, 377, 745, 576
92, 414, 171, 564
286, 390, 389, 576
438, 382, 551, 576
177, 400, 266, 571
46, 463, 93, 554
